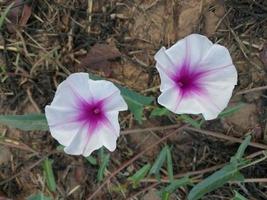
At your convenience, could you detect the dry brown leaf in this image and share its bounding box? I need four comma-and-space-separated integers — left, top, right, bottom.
77, 43, 121, 76
19, 3, 32, 26
6, 0, 32, 33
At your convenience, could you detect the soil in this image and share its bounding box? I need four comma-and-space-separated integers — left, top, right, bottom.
0, 0, 267, 200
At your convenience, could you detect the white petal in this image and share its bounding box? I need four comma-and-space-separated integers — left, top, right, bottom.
64, 73, 92, 101
103, 91, 128, 112
199, 44, 234, 71
166, 34, 213, 69
45, 106, 81, 146
88, 79, 128, 111
64, 123, 93, 155
158, 87, 203, 115
82, 120, 119, 156
195, 83, 235, 120
156, 64, 176, 92
105, 112, 120, 137
154, 47, 177, 76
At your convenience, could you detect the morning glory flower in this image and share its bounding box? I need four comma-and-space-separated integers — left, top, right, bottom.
155, 34, 238, 120
45, 73, 127, 156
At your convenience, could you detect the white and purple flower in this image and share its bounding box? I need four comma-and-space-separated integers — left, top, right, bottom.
45, 73, 127, 156
155, 34, 238, 120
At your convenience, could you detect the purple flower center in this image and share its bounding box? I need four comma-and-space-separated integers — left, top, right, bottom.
172, 65, 207, 97
77, 100, 107, 134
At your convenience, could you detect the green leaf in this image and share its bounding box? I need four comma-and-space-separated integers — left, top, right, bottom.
86, 155, 97, 166
162, 191, 170, 200
0, 2, 14, 30
162, 176, 192, 195
150, 107, 170, 117
27, 193, 52, 200
89, 74, 154, 124
128, 163, 151, 188
0, 114, 48, 131
232, 191, 248, 200
43, 159, 56, 192
149, 146, 168, 177
166, 146, 174, 182
218, 103, 244, 118
180, 115, 201, 128
97, 149, 110, 182
188, 164, 244, 200
118, 85, 153, 124
231, 135, 251, 165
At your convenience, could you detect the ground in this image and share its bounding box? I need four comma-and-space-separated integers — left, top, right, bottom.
0, 0, 267, 199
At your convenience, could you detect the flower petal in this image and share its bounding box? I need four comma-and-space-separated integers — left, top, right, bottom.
166, 34, 213, 69
64, 73, 92, 101
154, 47, 177, 76
88, 79, 128, 111
199, 44, 235, 72
45, 106, 81, 146
158, 87, 204, 115
155, 65, 176, 92
82, 119, 119, 156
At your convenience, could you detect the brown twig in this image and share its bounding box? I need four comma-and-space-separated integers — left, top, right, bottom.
236, 85, 267, 95
121, 124, 181, 135
185, 127, 267, 150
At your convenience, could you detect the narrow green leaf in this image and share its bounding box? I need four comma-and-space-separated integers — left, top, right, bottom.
89, 74, 154, 124
162, 191, 170, 200
218, 103, 244, 118
0, 3, 14, 29
150, 107, 170, 117
97, 150, 110, 182
0, 114, 48, 131
232, 135, 251, 163
128, 163, 151, 188
86, 155, 97, 166
188, 164, 244, 200
162, 176, 192, 195
166, 147, 174, 182
180, 115, 201, 128
149, 146, 168, 177
232, 191, 248, 200
43, 159, 56, 192
27, 193, 52, 200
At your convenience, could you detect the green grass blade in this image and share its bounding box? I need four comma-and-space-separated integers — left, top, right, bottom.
232, 135, 251, 163
97, 150, 110, 182
0, 114, 48, 131
0, 2, 14, 30
149, 146, 168, 177
188, 164, 244, 200
218, 103, 244, 118
166, 146, 174, 182
150, 107, 170, 117
27, 193, 52, 200
232, 191, 248, 200
43, 159, 56, 192
180, 115, 201, 128
86, 155, 97, 165
128, 163, 151, 188
162, 176, 192, 195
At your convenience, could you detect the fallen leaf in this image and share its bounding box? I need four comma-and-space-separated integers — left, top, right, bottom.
77, 43, 121, 76
19, 3, 32, 26
6, 0, 32, 33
